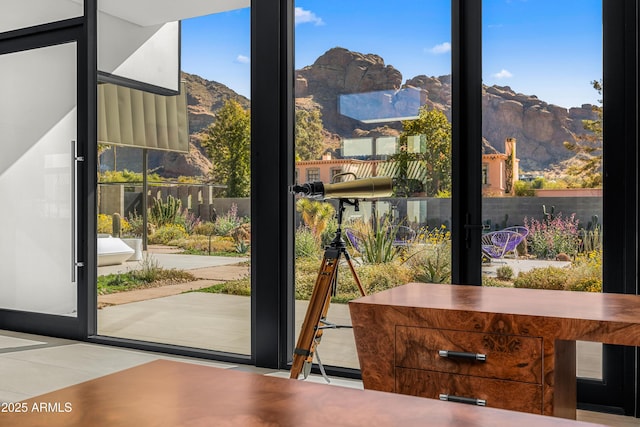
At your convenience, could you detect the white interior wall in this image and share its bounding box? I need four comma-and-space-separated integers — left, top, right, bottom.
0, 0, 82, 33
98, 10, 179, 92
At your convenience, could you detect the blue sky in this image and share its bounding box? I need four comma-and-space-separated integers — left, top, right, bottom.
181, 0, 602, 108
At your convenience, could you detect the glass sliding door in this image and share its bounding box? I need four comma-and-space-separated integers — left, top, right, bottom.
293, 0, 452, 372
0, 42, 78, 317
95, 1, 252, 357
481, 0, 633, 414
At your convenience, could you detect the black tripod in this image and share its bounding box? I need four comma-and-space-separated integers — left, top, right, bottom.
290, 198, 366, 381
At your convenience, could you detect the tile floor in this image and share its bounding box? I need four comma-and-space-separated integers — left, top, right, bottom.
1, 330, 638, 426
0, 329, 361, 404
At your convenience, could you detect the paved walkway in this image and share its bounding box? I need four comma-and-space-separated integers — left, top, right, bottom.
97, 248, 594, 373
481, 257, 572, 277
98, 246, 249, 307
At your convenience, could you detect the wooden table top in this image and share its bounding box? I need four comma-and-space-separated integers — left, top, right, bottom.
351, 283, 640, 324
1, 359, 606, 427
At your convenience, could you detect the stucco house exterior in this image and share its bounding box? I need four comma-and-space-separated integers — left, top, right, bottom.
296, 137, 520, 197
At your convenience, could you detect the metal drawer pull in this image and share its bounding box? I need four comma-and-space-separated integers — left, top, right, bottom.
438, 350, 486, 361
439, 394, 486, 406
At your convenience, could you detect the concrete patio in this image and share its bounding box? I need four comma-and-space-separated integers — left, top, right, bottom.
97, 248, 599, 375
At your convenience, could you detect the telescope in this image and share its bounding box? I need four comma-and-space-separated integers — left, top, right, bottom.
289, 175, 393, 199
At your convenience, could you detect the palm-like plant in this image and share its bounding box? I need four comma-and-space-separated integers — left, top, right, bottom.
296, 199, 335, 242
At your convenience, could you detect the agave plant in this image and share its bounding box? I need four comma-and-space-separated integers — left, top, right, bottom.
350, 217, 402, 264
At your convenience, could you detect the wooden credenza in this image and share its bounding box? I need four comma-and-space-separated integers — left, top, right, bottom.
349, 283, 640, 419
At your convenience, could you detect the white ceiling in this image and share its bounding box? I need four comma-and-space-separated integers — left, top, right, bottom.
97, 0, 250, 26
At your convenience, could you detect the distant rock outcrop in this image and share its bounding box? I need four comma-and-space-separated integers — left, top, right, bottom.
182, 71, 250, 135
297, 47, 404, 136
481, 85, 596, 170
296, 47, 599, 171
108, 48, 598, 177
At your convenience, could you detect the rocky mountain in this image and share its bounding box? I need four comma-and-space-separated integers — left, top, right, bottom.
182, 71, 250, 135
107, 47, 598, 177
297, 47, 599, 171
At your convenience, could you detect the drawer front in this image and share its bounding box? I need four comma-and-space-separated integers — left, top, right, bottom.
395, 326, 542, 383
396, 367, 543, 415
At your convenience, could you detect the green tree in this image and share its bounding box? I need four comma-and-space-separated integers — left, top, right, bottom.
563, 80, 603, 188
395, 106, 452, 196
202, 100, 251, 197
295, 108, 325, 161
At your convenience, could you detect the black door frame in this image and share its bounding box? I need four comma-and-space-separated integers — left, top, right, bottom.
577, 0, 638, 416
1, 0, 637, 415
0, 14, 92, 341
451, 0, 639, 416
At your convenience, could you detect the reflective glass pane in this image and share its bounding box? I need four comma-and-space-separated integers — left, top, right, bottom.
0, 42, 78, 316
293, 0, 452, 371
96, 2, 251, 355
481, 0, 603, 379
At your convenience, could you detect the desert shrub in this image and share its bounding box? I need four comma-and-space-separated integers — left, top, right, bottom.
406, 247, 451, 284
131, 254, 194, 283
524, 213, 581, 259
496, 265, 514, 281
349, 218, 402, 264
404, 225, 451, 283
563, 250, 602, 292
169, 235, 236, 253
319, 217, 339, 248
358, 263, 414, 296
125, 212, 146, 237
197, 279, 251, 296
513, 266, 569, 290
175, 209, 202, 234
231, 223, 251, 243
295, 227, 321, 259
213, 203, 246, 236
148, 224, 188, 244
567, 277, 602, 293
482, 276, 512, 287
568, 250, 602, 281
514, 180, 535, 197
192, 222, 217, 236
97, 214, 131, 235
99, 169, 162, 183
294, 257, 325, 300
294, 257, 413, 302
214, 216, 240, 236
97, 214, 112, 234
97, 254, 195, 295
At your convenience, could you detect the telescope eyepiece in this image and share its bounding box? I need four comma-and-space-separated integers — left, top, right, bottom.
289, 176, 393, 200
289, 181, 325, 198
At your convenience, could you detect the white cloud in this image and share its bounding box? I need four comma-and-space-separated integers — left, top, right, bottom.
493, 69, 513, 79
428, 42, 451, 54
235, 55, 250, 64
295, 7, 324, 26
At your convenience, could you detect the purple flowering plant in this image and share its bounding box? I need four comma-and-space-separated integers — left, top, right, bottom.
524, 213, 580, 259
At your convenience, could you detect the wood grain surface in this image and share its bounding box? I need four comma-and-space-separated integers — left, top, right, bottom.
349, 283, 640, 418
0, 360, 606, 427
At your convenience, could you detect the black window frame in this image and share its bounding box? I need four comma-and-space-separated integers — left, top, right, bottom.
0, 0, 637, 416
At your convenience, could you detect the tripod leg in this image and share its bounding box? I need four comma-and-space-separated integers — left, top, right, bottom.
344, 252, 366, 297
290, 248, 340, 379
